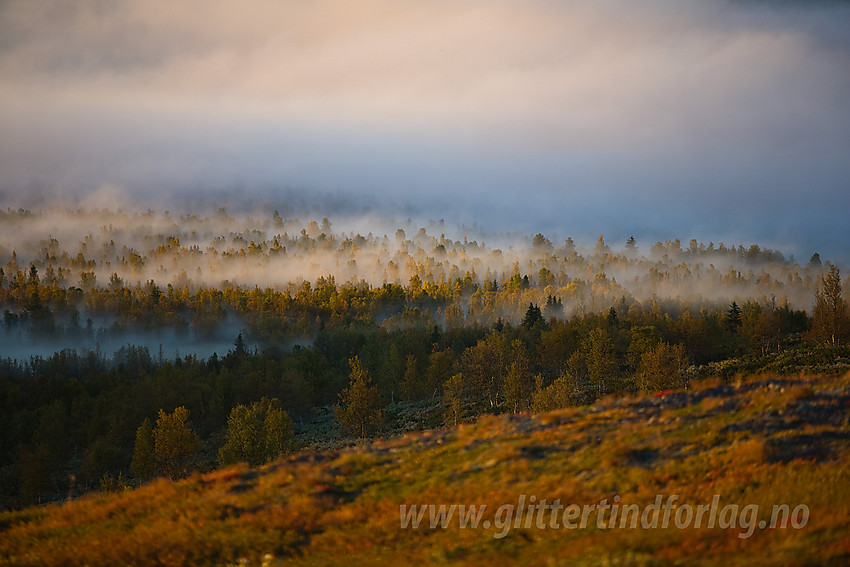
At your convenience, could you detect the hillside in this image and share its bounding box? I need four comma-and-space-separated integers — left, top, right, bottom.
2, 372, 848, 566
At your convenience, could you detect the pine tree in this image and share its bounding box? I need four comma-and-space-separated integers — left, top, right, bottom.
595, 234, 610, 255
606, 306, 618, 328
233, 333, 247, 356
808, 253, 822, 268
522, 303, 543, 329
27, 264, 39, 286
726, 302, 742, 333
543, 295, 563, 319
494, 317, 504, 332
532, 233, 553, 252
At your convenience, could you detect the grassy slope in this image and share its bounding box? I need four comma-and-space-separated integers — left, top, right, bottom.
1, 373, 849, 566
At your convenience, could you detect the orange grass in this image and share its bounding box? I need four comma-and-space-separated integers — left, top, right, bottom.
1, 373, 848, 566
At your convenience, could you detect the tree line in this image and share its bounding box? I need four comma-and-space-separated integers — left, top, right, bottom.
0, 260, 847, 509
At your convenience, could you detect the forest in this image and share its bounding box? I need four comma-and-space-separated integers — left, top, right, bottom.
1, 207, 848, 510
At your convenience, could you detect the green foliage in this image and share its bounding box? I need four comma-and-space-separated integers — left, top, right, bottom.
99, 471, 126, 494
503, 341, 533, 413
538, 267, 555, 288
131, 418, 156, 481
232, 333, 247, 356
726, 301, 742, 333
399, 354, 423, 402
334, 357, 383, 438
0, 213, 835, 506
460, 332, 512, 410
425, 348, 454, 399
636, 342, 690, 394
531, 371, 576, 413
442, 373, 465, 427
153, 407, 200, 480
521, 302, 543, 329
627, 325, 662, 371
263, 403, 295, 459
542, 294, 562, 319
569, 327, 617, 401
218, 398, 293, 467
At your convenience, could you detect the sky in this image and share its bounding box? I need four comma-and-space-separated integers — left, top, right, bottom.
1, 0, 849, 261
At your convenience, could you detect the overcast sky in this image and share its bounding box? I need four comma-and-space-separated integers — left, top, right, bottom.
1, 0, 848, 260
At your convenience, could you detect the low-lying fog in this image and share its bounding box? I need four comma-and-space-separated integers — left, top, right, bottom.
1, 207, 842, 362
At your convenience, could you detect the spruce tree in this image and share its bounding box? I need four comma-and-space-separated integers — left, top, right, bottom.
726, 302, 743, 333
522, 303, 543, 329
